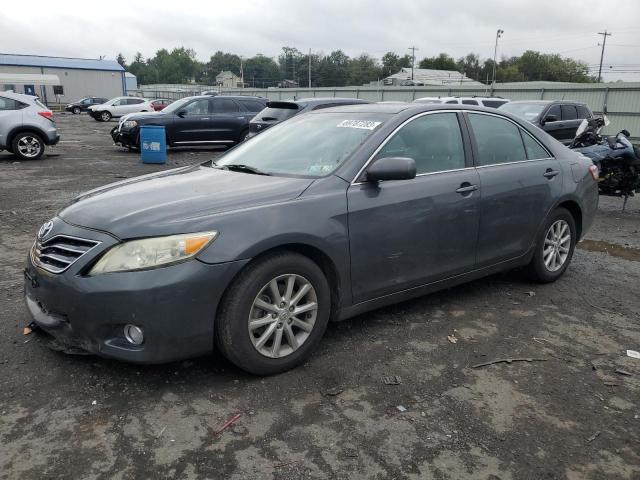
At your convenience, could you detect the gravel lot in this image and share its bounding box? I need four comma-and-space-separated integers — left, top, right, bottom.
1, 113, 639, 480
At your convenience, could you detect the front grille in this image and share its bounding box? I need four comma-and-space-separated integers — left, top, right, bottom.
31, 235, 101, 274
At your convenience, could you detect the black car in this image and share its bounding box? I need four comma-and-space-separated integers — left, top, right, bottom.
111, 95, 267, 149
247, 97, 370, 138
65, 97, 108, 114
500, 100, 593, 145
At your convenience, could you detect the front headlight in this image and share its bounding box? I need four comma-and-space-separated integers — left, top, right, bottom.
122, 120, 138, 129
89, 231, 218, 275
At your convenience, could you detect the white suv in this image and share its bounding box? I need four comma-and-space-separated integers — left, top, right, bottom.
88, 97, 154, 122
413, 96, 509, 108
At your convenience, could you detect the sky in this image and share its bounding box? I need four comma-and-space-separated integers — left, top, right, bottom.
2, 0, 640, 81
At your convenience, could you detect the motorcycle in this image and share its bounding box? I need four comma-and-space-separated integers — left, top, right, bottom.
569, 116, 640, 210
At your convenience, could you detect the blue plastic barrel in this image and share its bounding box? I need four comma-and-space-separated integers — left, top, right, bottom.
140, 125, 167, 164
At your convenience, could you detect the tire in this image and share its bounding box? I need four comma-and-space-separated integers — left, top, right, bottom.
216, 251, 331, 375
100, 111, 112, 122
12, 132, 45, 160
239, 129, 249, 143
72, 107, 81, 115
526, 207, 576, 283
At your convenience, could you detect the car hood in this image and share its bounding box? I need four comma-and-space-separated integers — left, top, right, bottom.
58, 165, 314, 239
124, 111, 168, 122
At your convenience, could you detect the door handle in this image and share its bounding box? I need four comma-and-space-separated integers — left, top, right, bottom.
456, 183, 478, 195
201, 117, 210, 120
543, 169, 559, 179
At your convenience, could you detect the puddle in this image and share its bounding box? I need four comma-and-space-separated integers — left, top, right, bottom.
578, 239, 640, 262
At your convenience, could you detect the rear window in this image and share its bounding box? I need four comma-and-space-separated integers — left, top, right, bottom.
255, 105, 299, 121
482, 100, 508, 108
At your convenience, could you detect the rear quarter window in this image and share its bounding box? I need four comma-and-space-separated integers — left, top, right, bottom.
482, 100, 508, 108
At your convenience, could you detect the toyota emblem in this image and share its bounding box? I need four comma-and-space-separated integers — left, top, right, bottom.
38, 220, 54, 240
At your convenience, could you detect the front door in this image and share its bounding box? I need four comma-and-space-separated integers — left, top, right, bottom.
466, 112, 564, 266
171, 98, 215, 144
347, 112, 480, 303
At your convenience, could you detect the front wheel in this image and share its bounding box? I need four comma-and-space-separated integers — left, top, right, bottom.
12, 132, 44, 160
527, 207, 576, 283
72, 107, 81, 115
216, 251, 331, 375
100, 111, 112, 122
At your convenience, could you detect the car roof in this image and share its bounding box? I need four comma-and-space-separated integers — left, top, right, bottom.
295, 97, 369, 106
507, 100, 585, 105
0, 90, 38, 102
315, 102, 416, 114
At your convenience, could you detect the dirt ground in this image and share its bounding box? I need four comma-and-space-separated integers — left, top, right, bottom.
1, 113, 639, 480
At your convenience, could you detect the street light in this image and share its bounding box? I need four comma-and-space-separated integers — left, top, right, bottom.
491, 29, 504, 95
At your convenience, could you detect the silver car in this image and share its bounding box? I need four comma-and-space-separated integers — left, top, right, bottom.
0, 91, 59, 160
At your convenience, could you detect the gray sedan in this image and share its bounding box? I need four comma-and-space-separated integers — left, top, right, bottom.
24, 103, 598, 374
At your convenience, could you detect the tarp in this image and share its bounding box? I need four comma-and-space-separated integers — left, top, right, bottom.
0, 73, 61, 85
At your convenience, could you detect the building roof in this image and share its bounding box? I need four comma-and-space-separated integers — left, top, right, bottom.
0, 54, 124, 72
386, 68, 484, 87
216, 71, 239, 80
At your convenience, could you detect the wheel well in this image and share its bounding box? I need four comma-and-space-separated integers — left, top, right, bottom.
557, 200, 582, 240
7, 128, 45, 148
248, 244, 342, 320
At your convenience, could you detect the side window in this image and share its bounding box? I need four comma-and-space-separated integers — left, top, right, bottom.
561, 105, 577, 120
182, 99, 211, 115
576, 105, 590, 119
468, 113, 527, 165
520, 130, 551, 160
462, 99, 478, 105
81, 98, 91, 104
213, 98, 240, 113
238, 99, 266, 112
0, 97, 18, 110
128, 99, 144, 105
546, 104, 561, 120
375, 113, 466, 174
112, 99, 122, 106
482, 100, 507, 108
445, 100, 458, 104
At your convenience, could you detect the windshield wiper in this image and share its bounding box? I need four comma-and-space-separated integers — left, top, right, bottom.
215, 164, 270, 176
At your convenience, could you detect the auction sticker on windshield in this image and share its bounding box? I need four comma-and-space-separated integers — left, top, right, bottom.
337, 120, 382, 130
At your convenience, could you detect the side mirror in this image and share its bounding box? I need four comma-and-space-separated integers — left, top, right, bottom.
366, 157, 416, 182
177, 110, 187, 118
542, 114, 557, 124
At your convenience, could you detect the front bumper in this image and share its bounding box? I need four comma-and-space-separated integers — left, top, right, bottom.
23, 220, 249, 363
110, 126, 138, 147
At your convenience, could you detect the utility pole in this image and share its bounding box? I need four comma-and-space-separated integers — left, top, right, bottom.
491, 29, 504, 95
597, 30, 612, 83
408, 46, 418, 80
240, 57, 244, 89
308, 48, 312, 88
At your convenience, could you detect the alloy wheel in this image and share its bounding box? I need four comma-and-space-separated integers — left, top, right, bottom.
248, 274, 318, 358
101, 111, 111, 121
543, 219, 571, 272
16, 136, 42, 159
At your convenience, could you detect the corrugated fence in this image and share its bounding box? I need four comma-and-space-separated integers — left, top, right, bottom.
130, 83, 640, 139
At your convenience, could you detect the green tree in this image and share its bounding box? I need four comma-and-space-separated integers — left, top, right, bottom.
243, 54, 280, 87
419, 53, 458, 71
381, 52, 412, 76
348, 54, 382, 86
316, 50, 350, 86
206, 51, 242, 78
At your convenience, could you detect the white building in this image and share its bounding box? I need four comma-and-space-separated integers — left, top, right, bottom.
0, 54, 127, 104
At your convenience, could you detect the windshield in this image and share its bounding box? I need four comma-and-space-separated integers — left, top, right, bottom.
216, 112, 390, 177
162, 97, 198, 114
499, 102, 546, 121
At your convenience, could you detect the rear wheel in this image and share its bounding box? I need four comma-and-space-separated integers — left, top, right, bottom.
12, 132, 44, 160
527, 207, 576, 283
100, 111, 112, 122
216, 251, 331, 375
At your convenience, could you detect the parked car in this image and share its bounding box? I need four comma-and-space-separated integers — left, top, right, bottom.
0, 91, 59, 160
111, 95, 267, 149
88, 97, 154, 122
25, 103, 598, 374
414, 96, 509, 108
499, 100, 593, 145
399, 79, 425, 86
201, 91, 218, 96
150, 99, 172, 111
65, 97, 108, 114
247, 97, 370, 138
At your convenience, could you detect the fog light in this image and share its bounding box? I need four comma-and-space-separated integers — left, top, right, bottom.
124, 324, 144, 345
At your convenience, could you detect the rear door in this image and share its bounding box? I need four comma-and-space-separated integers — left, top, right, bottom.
466, 112, 563, 266
347, 111, 480, 303
210, 97, 247, 143
123, 98, 145, 114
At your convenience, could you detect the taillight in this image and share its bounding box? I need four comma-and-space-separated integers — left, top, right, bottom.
589, 164, 599, 181
38, 111, 54, 121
